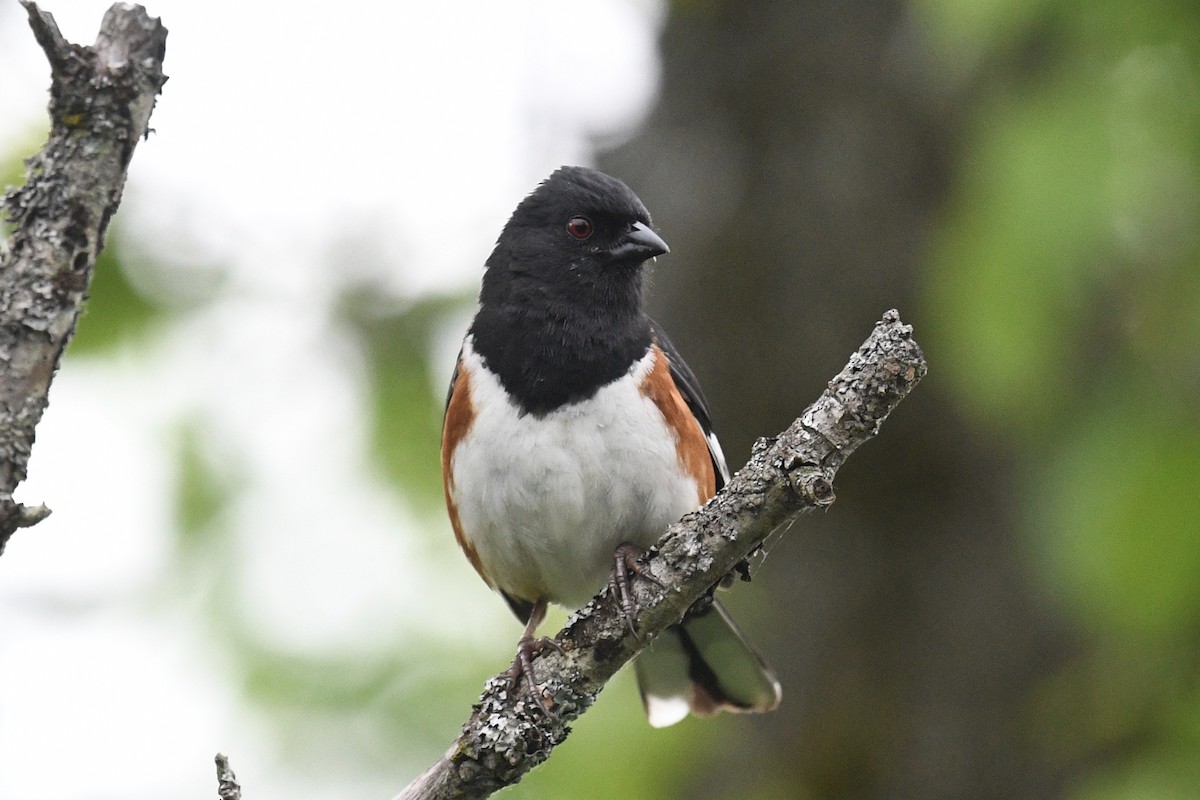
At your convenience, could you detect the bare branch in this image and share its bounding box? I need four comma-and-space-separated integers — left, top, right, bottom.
0, 2, 167, 555
395, 309, 927, 800
215, 754, 242, 800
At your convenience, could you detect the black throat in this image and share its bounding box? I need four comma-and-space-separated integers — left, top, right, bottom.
469, 288, 653, 417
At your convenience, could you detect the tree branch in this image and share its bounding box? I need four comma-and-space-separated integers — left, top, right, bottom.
394, 309, 927, 800
0, 2, 167, 555
215, 754, 243, 800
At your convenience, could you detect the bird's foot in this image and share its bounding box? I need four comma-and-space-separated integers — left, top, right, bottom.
506, 633, 565, 716
609, 541, 665, 638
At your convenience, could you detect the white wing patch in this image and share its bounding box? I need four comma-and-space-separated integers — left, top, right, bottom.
707, 430, 730, 486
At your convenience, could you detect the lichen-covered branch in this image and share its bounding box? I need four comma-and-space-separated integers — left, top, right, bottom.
215, 754, 242, 800
394, 309, 927, 800
0, 2, 167, 554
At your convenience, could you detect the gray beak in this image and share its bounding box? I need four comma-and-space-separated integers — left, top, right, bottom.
611, 221, 670, 262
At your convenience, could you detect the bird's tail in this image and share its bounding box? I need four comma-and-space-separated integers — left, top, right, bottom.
634, 600, 781, 727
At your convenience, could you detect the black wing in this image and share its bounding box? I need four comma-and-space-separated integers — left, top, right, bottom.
649, 318, 731, 491
443, 346, 464, 413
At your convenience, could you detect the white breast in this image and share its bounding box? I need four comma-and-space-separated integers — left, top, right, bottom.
449, 337, 701, 608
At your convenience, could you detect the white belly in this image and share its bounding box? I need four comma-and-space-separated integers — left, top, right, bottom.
450, 339, 700, 608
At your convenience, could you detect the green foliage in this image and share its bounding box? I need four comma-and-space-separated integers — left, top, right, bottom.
1073, 744, 1200, 800
343, 291, 467, 508
927, 31, 1200, 430
172, 418, 241, 546
928, 76, 1111, 429
922, 0, 1200, 796
69, 236, 164, 355
233, 640, 494, 771
505, 670, 710, 800
1033, 391, 1200, 639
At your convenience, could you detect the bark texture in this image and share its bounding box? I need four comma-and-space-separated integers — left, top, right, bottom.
0, 2, 167, 554
215, 754, 242, 800
394, 310, 926, 800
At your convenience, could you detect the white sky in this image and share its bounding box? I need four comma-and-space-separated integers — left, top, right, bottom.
0, 1, 664, 797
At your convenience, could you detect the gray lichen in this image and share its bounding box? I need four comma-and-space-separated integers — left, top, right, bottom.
0, 2, 167, 554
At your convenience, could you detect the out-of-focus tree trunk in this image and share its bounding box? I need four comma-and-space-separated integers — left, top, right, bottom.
605, 2, 1074, 797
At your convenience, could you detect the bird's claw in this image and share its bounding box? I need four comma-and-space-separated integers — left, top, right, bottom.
609, 542, 664, 639
506, 634, 565, 716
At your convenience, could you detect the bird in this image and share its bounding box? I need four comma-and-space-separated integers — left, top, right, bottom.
440, 165, 781, 727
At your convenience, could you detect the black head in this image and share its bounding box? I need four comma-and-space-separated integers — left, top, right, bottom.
479, 166, 669, 313
469, 167, 670, 415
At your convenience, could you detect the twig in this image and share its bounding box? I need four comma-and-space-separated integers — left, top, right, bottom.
394, 309, 927, 799
0, 2, 167, 555
215, 753, 242, 800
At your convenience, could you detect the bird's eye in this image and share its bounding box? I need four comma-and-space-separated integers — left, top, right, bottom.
566, 216, 594, 240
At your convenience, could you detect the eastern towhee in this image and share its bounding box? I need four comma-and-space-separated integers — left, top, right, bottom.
441, 166, 780, 726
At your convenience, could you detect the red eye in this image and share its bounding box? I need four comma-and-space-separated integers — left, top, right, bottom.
566, 216, 593, 240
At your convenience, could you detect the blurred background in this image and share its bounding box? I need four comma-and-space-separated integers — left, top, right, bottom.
2, 0, 1198, 798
